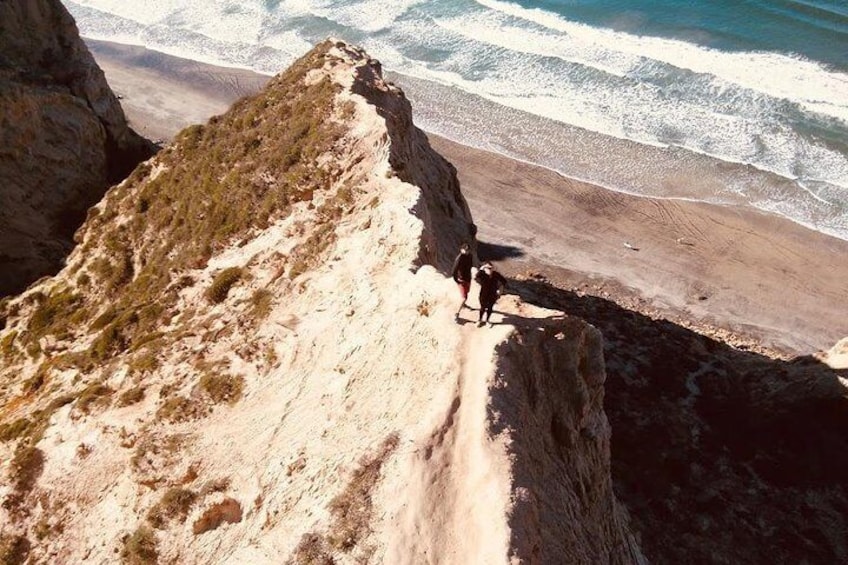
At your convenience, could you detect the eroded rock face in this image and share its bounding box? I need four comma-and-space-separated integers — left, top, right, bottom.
0, 0, 153, 297
493, 317, 645, 564
505, 272, 848, 564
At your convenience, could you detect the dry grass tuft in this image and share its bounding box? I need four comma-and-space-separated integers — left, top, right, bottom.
1, 330, 19, 361
21, 369, 47, 396
199, 477, 231, 495
287, 433, 399, 562
250, 288, 274, 320
0, 533, 31, 565
147, 487, 198, 529
75, 383, 114, 414
206, 267, 243, 304
290, 532, 335, 565
156, 395, 207, 424
3, 445, 45, 515
0, 418, 33, 443
3, 41, 348, 377
118, 386, 146, 407
191, 498, 243, 535
120, 526, 158, 565
26, 289, 86, 345
326, 433, 399, 551
199, 372, 245, 405
8, 445, 44, 494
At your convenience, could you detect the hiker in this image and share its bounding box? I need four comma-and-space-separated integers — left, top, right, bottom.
451, 242, 474, 317
474, 262, 507, 327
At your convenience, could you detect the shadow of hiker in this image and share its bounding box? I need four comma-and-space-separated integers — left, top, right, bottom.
496, 273, 848, 564
486, 310, 567, 329
477, 240, 525, 262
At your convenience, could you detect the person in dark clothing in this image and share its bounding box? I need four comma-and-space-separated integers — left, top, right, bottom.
474, 262, 507, 327
451, 243, 474, 317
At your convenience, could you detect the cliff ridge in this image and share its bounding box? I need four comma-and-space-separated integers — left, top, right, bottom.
0, 41, 642, 564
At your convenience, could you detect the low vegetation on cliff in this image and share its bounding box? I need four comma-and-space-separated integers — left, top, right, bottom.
0, 40, 372, 555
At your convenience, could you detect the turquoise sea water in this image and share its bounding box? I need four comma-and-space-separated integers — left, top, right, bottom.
65, 0, 848, 239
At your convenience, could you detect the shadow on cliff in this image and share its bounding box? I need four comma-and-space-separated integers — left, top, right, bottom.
477, 240, 525, 262
500, 274, 848, 564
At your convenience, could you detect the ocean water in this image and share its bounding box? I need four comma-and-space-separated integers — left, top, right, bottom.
64, 0, 848, 240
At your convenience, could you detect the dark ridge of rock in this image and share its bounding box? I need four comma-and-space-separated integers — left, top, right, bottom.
0, 0, 155, 297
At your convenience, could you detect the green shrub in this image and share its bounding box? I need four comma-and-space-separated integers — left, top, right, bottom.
75, 383, 114, 414
121, 526, 158, 565
200, 373, 245, 405
206, 268, 243, 304
147, 487, 198, 529
118, 386, 146, 407
0, 418, 33, 442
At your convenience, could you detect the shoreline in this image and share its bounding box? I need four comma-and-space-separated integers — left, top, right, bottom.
91, 37, 848, 244
383, 69, 848, 244
86, 38, 848, 356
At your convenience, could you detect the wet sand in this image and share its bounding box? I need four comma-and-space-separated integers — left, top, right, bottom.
87, 39, 848, 356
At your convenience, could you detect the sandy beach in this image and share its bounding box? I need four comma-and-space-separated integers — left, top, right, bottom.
87, 39, 848, 357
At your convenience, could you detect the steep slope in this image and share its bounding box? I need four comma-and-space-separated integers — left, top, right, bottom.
502, 271, 848, 563
0, 0, 154, 297
0, 41, 642, 564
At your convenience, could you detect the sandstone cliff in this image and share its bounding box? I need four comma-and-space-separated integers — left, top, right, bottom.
0, 41, 643, 564
0, 0, 154, 297
504, 270, 848, 564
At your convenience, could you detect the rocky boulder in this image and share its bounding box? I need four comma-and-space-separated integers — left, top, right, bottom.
0, 0, 154, 297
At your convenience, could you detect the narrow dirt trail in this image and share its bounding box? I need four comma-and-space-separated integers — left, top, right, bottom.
383, 301, 518, 564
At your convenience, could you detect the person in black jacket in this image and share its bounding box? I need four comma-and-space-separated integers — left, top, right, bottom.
474, 262, 507, 327
451, 243, 474, 317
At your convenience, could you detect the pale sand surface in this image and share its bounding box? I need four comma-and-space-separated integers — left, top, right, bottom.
88, 39, 848, 356
87, 39, 268, 141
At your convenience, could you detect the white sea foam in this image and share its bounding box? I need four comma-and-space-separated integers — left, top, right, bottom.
381, 14, 848, 190
296, 0, 426, 33
63, 0, 848, 239
473, 0, 848, 123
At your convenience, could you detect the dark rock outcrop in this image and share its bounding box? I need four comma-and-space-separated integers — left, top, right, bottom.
0, 0, 154, 297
